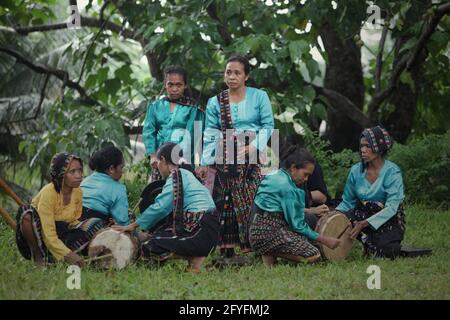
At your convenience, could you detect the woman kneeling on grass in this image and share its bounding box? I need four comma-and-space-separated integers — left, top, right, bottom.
15, 153, 106, 267
249, 146, 340, 266
113, 142, 219, 273
335, 126, 405, 259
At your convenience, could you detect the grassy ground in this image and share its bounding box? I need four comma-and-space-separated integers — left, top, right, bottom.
0, 204, 449, 300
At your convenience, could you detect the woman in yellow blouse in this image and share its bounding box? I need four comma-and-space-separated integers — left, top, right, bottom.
15, 153, 106, 266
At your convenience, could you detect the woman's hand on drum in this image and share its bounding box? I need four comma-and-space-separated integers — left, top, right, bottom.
317, 235, 341, 250
350, 220, 369, 240
311, 204, 329, 217
64, 251, 84, 267
112, 222, 138, 233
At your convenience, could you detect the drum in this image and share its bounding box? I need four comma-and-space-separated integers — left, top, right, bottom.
315, 210, 353, 261
139, 180, 166, 213
138, 180, 168, 233
88, 228, 138, 270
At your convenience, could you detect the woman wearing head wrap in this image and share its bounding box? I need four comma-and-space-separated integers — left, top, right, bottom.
15, 152, 106, 267
335, 126, 405, 258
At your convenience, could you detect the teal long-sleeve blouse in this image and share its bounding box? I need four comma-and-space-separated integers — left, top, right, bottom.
136, 168, 216, 230
254, 169, 319, 241
80, 172, 130, 225
142, 98, 204, 164
201, 87, 274, 166
336, 160, 405, 230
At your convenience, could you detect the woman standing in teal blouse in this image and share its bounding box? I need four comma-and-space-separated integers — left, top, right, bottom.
80, 146, 130, 226
197, 54, 274, 260
249, 146, 340, 266
336, 126, 405, 258
113, 143, 219, 273
143, 65, 204, 181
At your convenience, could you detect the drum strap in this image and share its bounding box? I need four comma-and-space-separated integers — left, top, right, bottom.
171, 168, 184, 235
170, 168, 205, 235
216, 90, 241, 177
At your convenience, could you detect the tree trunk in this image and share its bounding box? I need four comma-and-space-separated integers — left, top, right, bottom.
321, 24, 365, 151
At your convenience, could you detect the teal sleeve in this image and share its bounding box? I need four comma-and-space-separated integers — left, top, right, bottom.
142, 101, 157, 155
336, 168, 358, 213
110, 187, 130, 226
193, 109, 205, 166
136, 178, 173, 230
281, 189, 319, 241
367, 168, 404, 230
201, 97, 222, 166
181, 107, 205, 165
250, 91, 274, 152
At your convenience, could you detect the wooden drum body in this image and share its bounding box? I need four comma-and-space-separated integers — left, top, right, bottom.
315, 211, 353, 261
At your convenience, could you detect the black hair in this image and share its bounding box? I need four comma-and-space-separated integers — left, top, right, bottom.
226, 54, 251, 75
279, 145, 315, 170
156, 142, 194, 173
50, 152, 83, 193
162, 65, 193, 98
89, 146, 124, 173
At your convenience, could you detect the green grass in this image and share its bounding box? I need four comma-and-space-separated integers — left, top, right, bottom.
1, 205, 449, 300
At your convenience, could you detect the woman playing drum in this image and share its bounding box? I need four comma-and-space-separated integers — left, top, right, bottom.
248, 146, 340, 266
113, 142, 219, 273
15, 153, 106, 267
335, 126, 405, 259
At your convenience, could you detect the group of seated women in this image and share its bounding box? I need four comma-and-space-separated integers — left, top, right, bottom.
15, 124, 405, 272
15, 54, 406, 272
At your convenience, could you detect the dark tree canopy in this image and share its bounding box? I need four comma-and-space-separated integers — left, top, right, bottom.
1, 0, 449, 177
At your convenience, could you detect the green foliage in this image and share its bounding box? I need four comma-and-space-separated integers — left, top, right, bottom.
123, 157, 151, 213
1, 0, 449, 191
388, 131, 450, 208
302, 130, 359, 199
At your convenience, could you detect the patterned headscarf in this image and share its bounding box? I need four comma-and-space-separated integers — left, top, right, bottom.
50, 152, 83, 193
360, 126, 393, 172
361, 126, 393, 154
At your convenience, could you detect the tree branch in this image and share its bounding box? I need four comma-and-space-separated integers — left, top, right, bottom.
77, 12, 114, 83
375, 17, 390, 94
99, 1, 111, 22
367, 2, 450, 115
13, 16, 135, 40
309, 84, 372, 128
35, 74, 50, 119
206, 1, 232, 46
407, 2, 450, 70
0, 47, 98, 106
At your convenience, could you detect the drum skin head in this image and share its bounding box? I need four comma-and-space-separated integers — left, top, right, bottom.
316, 212, 353, 261
139, 180, 165, 213
88, 228, 137, 270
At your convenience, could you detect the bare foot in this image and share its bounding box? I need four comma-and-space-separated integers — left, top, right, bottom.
306, 253, 321, 264
262, 255, 275, 267
34, 258, 46, 267
187, 257, 206, 273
